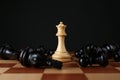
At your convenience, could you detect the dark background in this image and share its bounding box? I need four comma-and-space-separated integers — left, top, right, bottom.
0, 0, 120, 51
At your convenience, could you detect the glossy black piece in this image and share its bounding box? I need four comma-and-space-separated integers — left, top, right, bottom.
36, 46, 54, 57
96, 51, 108, 67
36, 45, 47, 54
113, 50, 120, 62
19, 47, 62, 69
102, 44, 118, 56
0, 43, 19, 60
78, 54, 89, 67
101, 43, 120, 62
74, 48, 84, 58
19, 47, 33, 67
75, 44, 109, 67
84, 43, 97, 54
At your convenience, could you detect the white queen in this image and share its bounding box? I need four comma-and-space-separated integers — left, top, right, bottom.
52, 21, 72, 62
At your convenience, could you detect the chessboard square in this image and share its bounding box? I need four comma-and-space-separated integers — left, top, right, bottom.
0, 60, 19, 63
81, 66, 120, 73
0, 63, 16, 67
44, 67, 83, 74
0, 73, 43, 80
0, 68, 10, 74
41, 74, 87, 80
5, 68, 44, 73
110, 62, 120, 67
62, 61, 80, 68
85, 73, 120, 80
13, 63, 25, 68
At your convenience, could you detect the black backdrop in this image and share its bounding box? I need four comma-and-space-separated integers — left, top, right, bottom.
0, 0, 120, 51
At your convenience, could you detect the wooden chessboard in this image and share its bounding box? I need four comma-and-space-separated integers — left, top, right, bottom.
0, 59, 120, 80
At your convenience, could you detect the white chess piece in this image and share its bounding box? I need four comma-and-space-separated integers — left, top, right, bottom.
52, 22, 72, 62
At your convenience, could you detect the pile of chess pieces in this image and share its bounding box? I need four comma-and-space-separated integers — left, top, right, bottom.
0, 42, 120, 69
0, 22, 120, 69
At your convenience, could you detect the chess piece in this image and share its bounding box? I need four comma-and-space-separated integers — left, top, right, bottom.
19, 47, 63, 69
0, 42, 19, 60
75, 44, 108, 67
113, 50, 120, 62
36, 45, 55, 57
101, 43, 118, 59
101, 43, 120, 62
52, 22, 72, 62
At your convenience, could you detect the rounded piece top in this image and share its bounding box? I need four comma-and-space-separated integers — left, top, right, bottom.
56, 22, 67, 36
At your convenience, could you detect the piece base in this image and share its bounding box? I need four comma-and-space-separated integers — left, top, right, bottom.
52, 51, 72, 62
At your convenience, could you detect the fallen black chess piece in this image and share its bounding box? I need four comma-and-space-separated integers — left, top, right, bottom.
0, 42, 19, 60
101, 43, 120, 62
74, 43, 109, 67
19, 46, 62, 69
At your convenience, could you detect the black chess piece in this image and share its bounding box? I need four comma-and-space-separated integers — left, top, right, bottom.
78, 54, 89, 67
19, 46, 62, 69
84, 43, 98, 66
36, 45, 54, 57
74, 48, 89, 67
19, 47, 34, 67
36, 45, 47, 54
74, 43, 108, 67
101, 43, 120, 62
96, 50, 108, 67
102, 43, 117, 58
0, 42, 19, 60
113, 49, 120, 62
74, 48, 84, 58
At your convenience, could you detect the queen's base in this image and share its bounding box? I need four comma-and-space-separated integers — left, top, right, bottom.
52, 51, 72, 62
